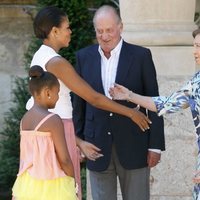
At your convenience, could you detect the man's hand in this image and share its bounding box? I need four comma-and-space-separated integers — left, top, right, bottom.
130, 108, 152, 132
147, 151, 161, 168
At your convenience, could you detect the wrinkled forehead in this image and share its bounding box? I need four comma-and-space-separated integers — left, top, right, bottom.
94, 11, 120, 27
94, 20, 118, 31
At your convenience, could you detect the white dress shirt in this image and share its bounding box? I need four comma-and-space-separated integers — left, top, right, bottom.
99, 39, 122, 98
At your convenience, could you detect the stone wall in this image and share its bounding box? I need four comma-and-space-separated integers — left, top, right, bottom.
0, 2, 35, 130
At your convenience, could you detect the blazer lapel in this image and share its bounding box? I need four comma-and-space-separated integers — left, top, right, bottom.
91, 49, 105, 94
115, 42, 132, 84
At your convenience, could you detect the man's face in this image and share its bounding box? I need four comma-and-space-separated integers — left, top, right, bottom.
94, 13, 123, 54
193, 34, 200, 65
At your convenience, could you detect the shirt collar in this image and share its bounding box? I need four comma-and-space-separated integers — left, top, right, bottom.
98, 38, 123, 57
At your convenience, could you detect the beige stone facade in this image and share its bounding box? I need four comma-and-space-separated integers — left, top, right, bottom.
0, 1, 35, 128
1, 0, 200, 199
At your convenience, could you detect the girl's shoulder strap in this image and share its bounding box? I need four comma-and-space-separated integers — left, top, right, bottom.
34, 113, 55, 131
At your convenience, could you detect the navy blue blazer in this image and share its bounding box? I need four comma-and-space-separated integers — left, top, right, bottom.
72, 41, 165, 171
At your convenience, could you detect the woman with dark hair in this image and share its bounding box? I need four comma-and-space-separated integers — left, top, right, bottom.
12, 66, 77, 200
109, 28, 200, 199
26, 6, 151, 199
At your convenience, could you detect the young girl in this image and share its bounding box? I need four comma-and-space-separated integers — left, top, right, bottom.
12, 65, 77, 200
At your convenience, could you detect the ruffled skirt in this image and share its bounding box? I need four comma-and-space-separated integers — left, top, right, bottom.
12, 171, 77, 200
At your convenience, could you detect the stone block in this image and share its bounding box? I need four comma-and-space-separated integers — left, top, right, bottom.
0, 73, 12, 130
0, 9, 33, 76
120, 0, 197, 46
0, 0, 36, 4
149, 46, 196, 76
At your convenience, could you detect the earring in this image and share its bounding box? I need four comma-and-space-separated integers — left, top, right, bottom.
48, 96, 51, 99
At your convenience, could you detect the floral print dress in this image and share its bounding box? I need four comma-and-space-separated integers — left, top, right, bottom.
152, 71, 200, 199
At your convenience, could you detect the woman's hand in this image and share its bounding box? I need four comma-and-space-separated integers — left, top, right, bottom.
109, 83, 131, 101
78, 140, 103, 161
130, 108, 151, 132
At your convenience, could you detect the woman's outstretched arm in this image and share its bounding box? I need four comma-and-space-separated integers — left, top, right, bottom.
46, 57, 151, 131
109, 83, 191, 116
109, 84, 157, 112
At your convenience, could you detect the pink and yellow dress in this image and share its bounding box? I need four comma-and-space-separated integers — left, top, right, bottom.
12, 113, 77, 200
26, 44, 82, 199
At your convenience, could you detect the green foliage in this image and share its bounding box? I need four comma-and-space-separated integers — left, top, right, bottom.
195, 12, 200, 27
80, 162, 87, 200
89, 0, 119, 8
37, 0, 94, 65
0, 78, 30, 194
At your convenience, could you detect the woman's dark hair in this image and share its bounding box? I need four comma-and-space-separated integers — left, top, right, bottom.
33, 6, 67, 39
192, 28, 200, 38
29, 65, 59, 95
